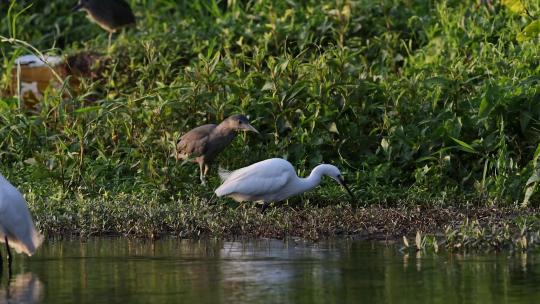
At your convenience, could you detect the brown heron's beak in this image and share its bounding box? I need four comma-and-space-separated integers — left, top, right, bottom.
72, 3, 83, 12
242, 123, 259, 134
338, 176, 355, 200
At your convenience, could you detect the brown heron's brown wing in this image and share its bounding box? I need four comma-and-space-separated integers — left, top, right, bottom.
176, 124, 217, 159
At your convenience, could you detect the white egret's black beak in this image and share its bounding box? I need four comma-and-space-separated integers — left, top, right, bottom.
72, 3, 83, 12
338, 176, 355, 200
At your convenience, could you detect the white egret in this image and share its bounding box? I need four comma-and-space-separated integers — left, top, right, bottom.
0, 174, 44, 267
215, 158, 354, 208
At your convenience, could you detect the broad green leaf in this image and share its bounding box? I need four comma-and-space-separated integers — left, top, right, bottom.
520, 111, 531, 133
523, 170, 540, 207
24, 157, 37, 165
415, 156, 437, 162
478, 96, 490, 117
533, 143, 540, 167
523, 186, 534, 206
479, 86, 499, 117
523, 143, 540, 206
502, 0, 525, 14
450, 137, 477, 154
517, 20, 540, 42
424, 76, 450, 87
278, 59, 289, 73
261, 81, 275, 91
525, 170, 540, 186
74, 106, 101, 114
209, 52, 221, 74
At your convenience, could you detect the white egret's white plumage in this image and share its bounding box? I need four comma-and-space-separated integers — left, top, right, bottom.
215, 158, 354, 202
0, 174, 43, 257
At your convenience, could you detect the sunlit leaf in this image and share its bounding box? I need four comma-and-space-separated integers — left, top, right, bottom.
517, 20, 540, 42
381, 138, 389, 152
501, 0, 525, 14
525, 169, 540, 186
523, 168, 540, 206
261, 81, 275, 91
328, 122, 339, 134
74, 106, 101, 114
24, 157, 36, 165
403, 236, 409, 248
523, 183, 536, 207
415, 231, 422, 250
478, 94, 492, 117
533, 143, 540, 167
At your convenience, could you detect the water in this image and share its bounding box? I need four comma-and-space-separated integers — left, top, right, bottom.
0, 238, 538, 303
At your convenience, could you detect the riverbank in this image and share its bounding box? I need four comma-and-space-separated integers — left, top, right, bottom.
31, 192, 540, 251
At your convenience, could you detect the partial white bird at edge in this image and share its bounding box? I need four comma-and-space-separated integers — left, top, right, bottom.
0, 174, 44, 256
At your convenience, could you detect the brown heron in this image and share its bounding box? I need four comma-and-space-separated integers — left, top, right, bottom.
73, 0, 136, 48
175, 115, 259, 185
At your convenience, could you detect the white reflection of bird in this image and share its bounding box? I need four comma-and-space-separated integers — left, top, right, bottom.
0, 273, 44, 303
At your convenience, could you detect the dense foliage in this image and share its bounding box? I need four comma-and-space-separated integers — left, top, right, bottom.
1, 0, 540, 218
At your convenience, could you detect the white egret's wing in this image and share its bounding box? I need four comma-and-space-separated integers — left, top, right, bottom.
215, 159, 293, 199
218, 167, 232, 181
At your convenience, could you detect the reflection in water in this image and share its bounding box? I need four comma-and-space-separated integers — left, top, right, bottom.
5, 238, 540, 303
0, 273, 44, 304
219, 240, 344, 303
221, 240, 297, 284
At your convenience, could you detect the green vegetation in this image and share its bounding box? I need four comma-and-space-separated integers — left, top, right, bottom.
1, 0, 540, 249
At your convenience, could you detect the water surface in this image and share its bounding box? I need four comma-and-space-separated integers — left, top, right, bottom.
1, 238, 538, 303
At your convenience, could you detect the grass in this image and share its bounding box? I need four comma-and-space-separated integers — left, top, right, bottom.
1, 0, 540, 250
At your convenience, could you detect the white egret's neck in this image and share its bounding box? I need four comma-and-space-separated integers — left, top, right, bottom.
295, 164, 335, 195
